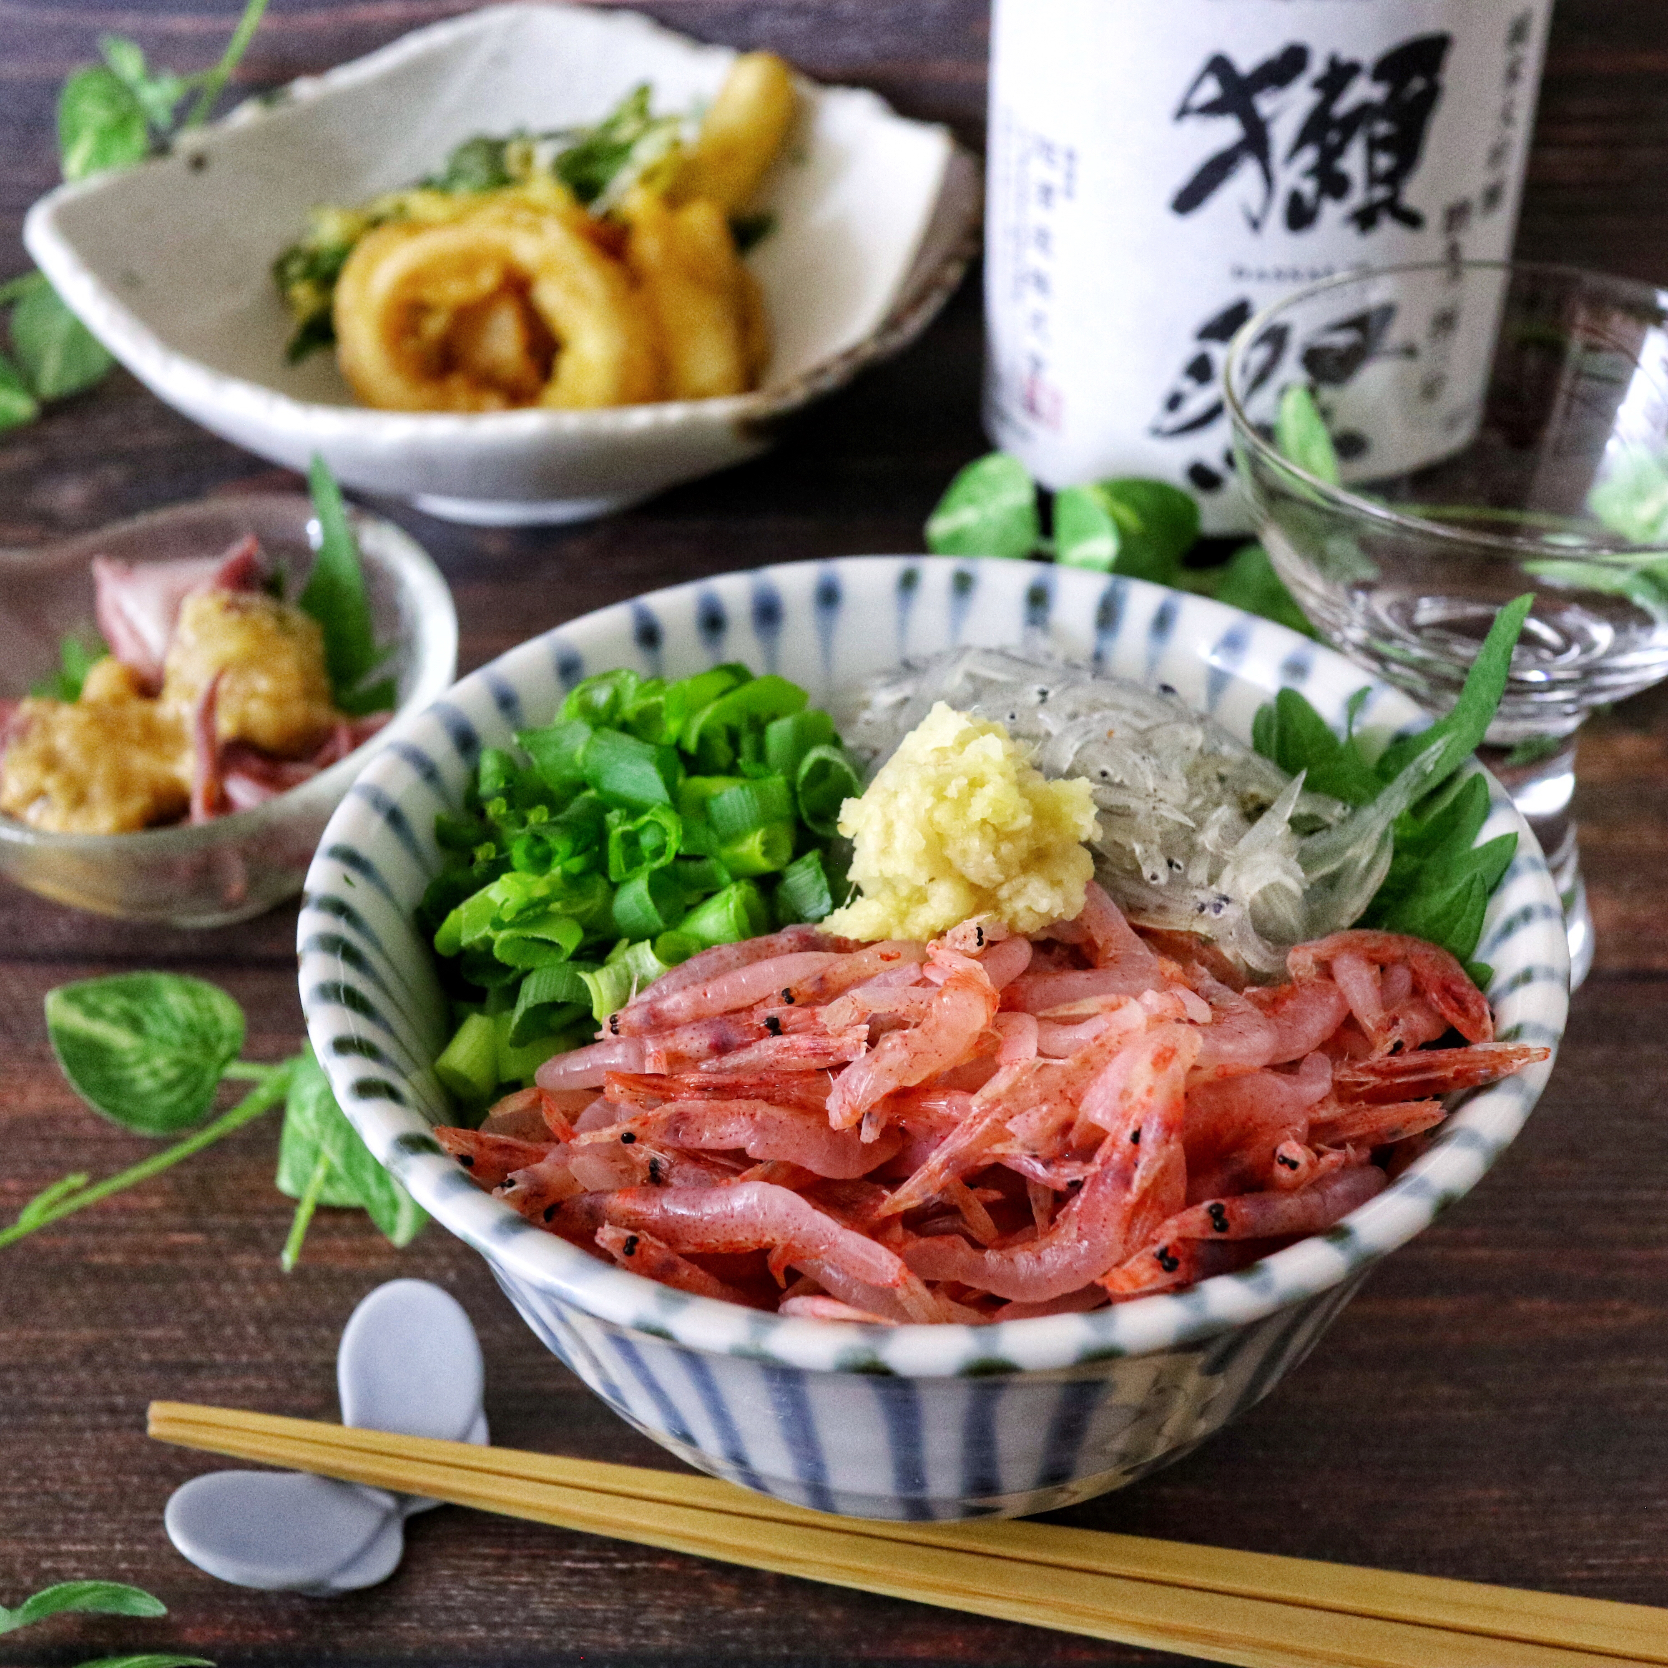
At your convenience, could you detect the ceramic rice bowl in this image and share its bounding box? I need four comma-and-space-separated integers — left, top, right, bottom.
299, 558, 1568, 1519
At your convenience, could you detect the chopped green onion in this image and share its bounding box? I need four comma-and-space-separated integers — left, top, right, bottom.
561, 668, 641, 727
717, 820, 796, 877
678, 817, 722, 857
493, 911, 584, 968
707, 775, 795, 841
508, 960, 595, 1045
579, 960, 637, 1024
653, 930, 703, 967
765, 710, 836, 780
674, 855, 732, 900
624, 665, 748, 745
549, 790, 608, 863
478, 747, 521, 799
682, 675, 808, 771
582, 727, 680, 808
605, 803, 683, 881
495, 1011, 570, 1084
460, 946, 521, 989
436, 1012, 499, 1106
621, 938, 672, 990
680, 880, 770, 948
519, 718, 592, 794
435, 811, 487, 853
796, 745, 861, 838
774, 849, 834, 924
611, 868, 685, 939
434, 888, 499, 957
675, 775, 747, 820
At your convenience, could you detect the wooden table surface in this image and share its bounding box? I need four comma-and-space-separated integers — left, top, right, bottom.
3, 3, 1666, 1665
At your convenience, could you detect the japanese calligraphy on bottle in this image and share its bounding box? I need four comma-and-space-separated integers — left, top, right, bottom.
984, 0, 1551, 531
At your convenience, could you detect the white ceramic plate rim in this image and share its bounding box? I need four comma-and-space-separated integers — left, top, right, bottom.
22, 4, 974, 447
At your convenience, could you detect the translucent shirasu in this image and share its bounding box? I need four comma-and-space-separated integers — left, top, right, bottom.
840, 648, 1445, 980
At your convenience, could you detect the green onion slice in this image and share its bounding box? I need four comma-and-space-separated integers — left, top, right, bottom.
605, 803, 682, 882
764, 709, 836, 780
774, 849, 834, 924
707, 775, 794, 841
796, 745, 861, 839
611, 868, 685, 939
561, 668, 641, 728
717, 820, 795, 877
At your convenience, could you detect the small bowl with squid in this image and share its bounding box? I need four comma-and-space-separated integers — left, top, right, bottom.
0, 494, 455, 925
24, 4, 978, 527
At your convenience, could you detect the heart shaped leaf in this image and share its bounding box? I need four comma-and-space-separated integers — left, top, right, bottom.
46, 974, 245, 1136
0, 1580, 166, 1634
277, 1047, 426, 1250
924, 452, 1040, 559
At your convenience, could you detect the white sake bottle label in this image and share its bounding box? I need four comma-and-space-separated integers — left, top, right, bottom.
983, 0, 1552, 530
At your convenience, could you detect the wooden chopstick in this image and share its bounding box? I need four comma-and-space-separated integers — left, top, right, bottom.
148, 1402, 1664, 1668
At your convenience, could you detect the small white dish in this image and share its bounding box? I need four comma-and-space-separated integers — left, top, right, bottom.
24, 4, 978, 526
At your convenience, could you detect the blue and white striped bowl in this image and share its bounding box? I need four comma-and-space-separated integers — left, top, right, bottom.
299, 558, 1568, 1520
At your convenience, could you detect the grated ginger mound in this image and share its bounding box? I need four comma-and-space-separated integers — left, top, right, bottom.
825, 702, 1100, 942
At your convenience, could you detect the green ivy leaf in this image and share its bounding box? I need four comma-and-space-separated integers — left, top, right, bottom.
99, 36, 190, 133
924, 452, 1040, 559
0, 1581, 167, 1634
1274, 383, 1341, 485
1052, 485, 1119, 571
75, 1656, 214, 1668
0, 348, 40, 431
45, 974, 246, 1137
298, 455, 393, 713
276, 1047, 426, 1253
1209, 542, 1318, 640
11, 279, 114, 401
57, 64, 150, 182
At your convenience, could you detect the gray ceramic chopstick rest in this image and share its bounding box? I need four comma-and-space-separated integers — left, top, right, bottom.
164, 1279, 488, 1594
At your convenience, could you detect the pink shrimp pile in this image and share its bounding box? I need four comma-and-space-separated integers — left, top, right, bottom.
435, 884, 1548, 1325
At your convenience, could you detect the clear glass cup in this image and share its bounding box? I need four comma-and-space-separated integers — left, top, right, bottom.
1225, 260, 1668, 988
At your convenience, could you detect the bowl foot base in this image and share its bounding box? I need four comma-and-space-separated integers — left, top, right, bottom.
412, 492, 646, 527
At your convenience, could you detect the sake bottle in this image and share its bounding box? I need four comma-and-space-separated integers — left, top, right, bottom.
983, 0, 1553, 531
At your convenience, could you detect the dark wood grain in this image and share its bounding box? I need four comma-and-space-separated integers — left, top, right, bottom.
2, 4, 1668, 1666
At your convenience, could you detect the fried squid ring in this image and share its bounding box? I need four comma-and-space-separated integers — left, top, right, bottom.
622, 191, 769, 399
675, 51, 797, 212
333, 203, 661, 412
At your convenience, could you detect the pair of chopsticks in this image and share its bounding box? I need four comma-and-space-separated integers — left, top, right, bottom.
148, 1401, 1664, 1668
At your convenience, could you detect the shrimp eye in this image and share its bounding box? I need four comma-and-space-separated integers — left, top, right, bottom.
1207, 1202, 1229, 1233
1156, 1246, 1179, 1273
780, 988, 795, 1003
620, 1131, 638, 1145
764, 1015, 783, 1036
975, 926, 985, 948
458, 1154, 475, 1168
609, 1014, 621, 1035
622, 1235, 640, 1256
1129, 1128, 1141, 1144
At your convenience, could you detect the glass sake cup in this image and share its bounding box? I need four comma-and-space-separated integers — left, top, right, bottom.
1226, 261, 1668, 989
